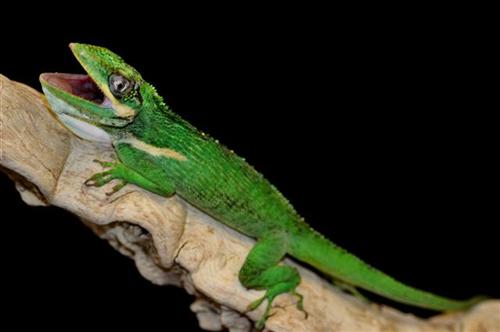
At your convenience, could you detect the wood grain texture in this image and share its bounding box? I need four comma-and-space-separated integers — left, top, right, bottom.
1, 74, 499, 332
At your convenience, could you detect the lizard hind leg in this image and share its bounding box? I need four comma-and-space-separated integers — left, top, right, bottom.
332, 278, 370, 303
239, 231, 305, 329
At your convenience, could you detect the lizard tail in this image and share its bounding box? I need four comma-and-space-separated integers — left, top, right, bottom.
290, 228, 486, 311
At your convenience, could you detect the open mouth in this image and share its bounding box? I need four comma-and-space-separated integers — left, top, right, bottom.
40, 73, 109, 106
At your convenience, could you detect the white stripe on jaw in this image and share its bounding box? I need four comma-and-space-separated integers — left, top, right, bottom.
117, 136, 187, 161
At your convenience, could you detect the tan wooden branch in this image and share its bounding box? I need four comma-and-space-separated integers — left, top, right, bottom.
1, 74, 499, 332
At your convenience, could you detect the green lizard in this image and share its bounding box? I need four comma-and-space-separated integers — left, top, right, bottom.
39, 43, 484, 329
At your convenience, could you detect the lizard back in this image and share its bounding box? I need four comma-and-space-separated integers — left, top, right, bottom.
122, 102, 305, 238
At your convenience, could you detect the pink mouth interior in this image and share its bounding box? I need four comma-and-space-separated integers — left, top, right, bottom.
41, 73, 105, 104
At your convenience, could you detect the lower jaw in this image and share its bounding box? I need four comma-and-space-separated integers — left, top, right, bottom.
42, 87, 112, 144
57, 113, 112, 144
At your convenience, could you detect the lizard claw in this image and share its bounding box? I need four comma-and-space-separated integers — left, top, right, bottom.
84, 170, 114, 187
105, 180, 127, 196
244, 295, 266, 313
292, 290, 308, 319
93, 159, 116, 168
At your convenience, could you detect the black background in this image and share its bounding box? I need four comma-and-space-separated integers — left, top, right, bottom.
1, 6, 497, 331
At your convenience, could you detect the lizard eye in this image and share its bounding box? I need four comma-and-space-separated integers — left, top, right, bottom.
109, 74, 132, 98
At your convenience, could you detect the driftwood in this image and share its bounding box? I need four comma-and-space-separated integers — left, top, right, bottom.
1, 74, 499, 332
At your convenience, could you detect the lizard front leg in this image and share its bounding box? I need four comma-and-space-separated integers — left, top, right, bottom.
85, 159, 175, 197
85, 141, 179, 197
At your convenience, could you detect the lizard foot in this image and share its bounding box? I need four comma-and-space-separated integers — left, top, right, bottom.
84, 159, 129, 196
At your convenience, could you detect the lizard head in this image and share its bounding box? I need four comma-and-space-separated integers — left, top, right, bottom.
40, 43, 154, 143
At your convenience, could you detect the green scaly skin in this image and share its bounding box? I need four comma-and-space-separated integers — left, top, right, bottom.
39, 43, 485, 329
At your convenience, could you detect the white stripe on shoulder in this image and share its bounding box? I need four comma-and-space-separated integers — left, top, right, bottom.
117, 136, 187, 161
